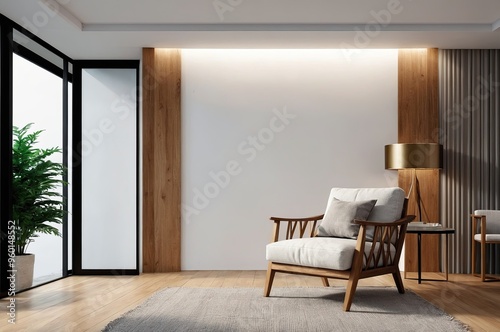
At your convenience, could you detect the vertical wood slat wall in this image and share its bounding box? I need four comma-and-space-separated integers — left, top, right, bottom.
439, 49, 500, 274
398, 48, 440, 272
142, 48, 181, 272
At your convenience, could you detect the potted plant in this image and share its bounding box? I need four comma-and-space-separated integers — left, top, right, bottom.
12, 123, 66, 291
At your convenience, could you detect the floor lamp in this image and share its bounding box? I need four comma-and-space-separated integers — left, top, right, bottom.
385, 143, 443, 221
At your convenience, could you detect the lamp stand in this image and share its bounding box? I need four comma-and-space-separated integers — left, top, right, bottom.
407, 168, 423, 222
415, 173, 422, 222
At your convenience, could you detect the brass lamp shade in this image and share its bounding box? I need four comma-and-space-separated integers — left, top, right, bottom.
385, 143, 443, 169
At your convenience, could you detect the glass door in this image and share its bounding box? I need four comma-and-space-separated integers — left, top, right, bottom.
12, 27, 72, 290
73, 61, 139, 275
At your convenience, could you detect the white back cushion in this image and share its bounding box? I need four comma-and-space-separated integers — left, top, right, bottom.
326, 187, 405, 222
324, 188, 406, 241
474, 210, 500, 234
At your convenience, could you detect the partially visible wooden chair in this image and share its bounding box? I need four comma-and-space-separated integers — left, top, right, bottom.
471, 210, 500, 281
264, 187, 414, 311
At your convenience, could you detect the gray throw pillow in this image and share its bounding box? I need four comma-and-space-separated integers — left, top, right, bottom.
317, 198, 377, 238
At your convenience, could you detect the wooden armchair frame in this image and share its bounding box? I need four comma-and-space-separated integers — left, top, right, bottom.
264, 208, 414, 311
471, 214, 500, 282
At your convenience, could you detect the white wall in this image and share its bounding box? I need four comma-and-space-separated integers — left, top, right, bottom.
181, 49, 399, 270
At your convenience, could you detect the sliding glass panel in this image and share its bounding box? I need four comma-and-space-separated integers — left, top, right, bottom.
81, 68, 137, 270
12, 54, 64, 288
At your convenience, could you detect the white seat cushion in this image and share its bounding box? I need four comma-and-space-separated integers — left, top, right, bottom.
474, 234, 500, 242
266, 237, 395, 271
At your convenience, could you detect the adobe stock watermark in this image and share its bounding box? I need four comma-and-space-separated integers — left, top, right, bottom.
21, 0, 73, 36
433, 73, 500, 145
74, 62, 169, 164
213, 0, 244, 21
72, 89, 136, 166
340, 0, 408, 61
6, 220, 17, 325
182, 106, 296, 222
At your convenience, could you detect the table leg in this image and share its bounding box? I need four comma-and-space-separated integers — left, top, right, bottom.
445, 234, 449, 281
417, 233, 422, 284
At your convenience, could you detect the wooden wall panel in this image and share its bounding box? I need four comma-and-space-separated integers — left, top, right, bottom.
140, 48, 438, 274
142, 48, 181, 272
398, 48, 440, 272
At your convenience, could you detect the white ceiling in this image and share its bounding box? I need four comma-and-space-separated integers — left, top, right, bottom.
1, 0, 500, 59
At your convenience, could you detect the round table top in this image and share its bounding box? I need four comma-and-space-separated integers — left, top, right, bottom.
406, 223, 455, 234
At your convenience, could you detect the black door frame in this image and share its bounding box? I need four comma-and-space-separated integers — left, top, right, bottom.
0, 14, 73, 295
72, 60, 140, 275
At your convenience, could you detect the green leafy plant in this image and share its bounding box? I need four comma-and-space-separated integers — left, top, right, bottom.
12, 123, 66, 255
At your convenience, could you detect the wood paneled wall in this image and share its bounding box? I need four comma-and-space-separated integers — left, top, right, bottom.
142, 48, 181, 272
398, 48, 440, 272
140, 48, 440, 274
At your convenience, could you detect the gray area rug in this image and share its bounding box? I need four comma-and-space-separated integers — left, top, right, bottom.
103, 287, 470, 332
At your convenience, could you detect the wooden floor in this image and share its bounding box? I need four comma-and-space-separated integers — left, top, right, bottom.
1, 271, 498, 331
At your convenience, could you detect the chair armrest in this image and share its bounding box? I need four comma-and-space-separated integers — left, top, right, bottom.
268, 214, 324, 242
270, 214, 324, 222
471, 214, 487, 241
351, 215, 415, 272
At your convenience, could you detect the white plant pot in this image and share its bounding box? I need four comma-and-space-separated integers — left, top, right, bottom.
15, 254, 35, 291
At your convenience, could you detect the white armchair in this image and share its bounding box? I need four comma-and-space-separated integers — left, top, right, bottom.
264, 187, 415, 311
471, 210, 500, 281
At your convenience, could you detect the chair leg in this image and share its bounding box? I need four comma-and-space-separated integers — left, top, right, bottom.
343, 272, 360, 311
392, 270, 405, 294
321, 277, 330, 287
471, 239, 476, 276
264, 262, 276, 297
481, 241, 486, 282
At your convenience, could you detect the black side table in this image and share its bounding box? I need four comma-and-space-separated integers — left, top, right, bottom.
405, 223, 455, 284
